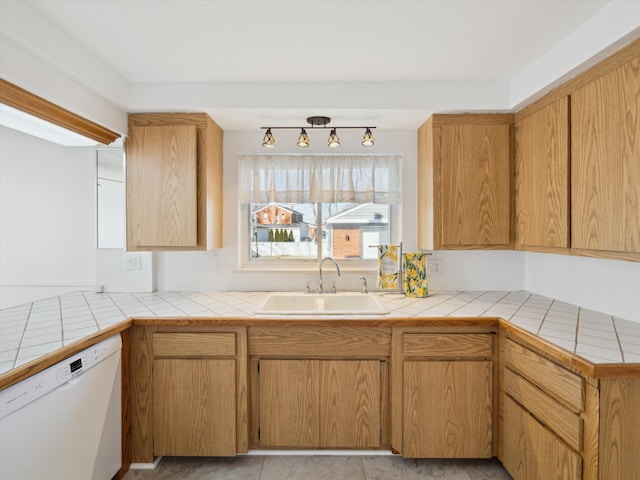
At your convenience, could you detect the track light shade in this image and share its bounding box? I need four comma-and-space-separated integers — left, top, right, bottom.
262, 128, 275, 148
328, 128, 340, 148
297, 128, 310, 148
361, 128, 375, 147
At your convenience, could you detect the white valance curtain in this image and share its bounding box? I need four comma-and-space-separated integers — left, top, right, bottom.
238, 154, 402, 204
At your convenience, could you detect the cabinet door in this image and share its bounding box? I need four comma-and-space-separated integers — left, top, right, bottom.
257, 359, 383, 449
403, 360, 492, 458
126, 125, 198, 249
153, 358, 236, 456
502, 396, 581, 480
439, 122, 511, 248
515, 97, 570, 250
571, 57, 640, 256
319, 360, 381, 448
258, 359, 319, 448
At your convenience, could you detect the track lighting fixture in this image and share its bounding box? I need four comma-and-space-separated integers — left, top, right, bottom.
260, 116, 375, 149
328, 128, 340, 148
297, 128, 310, 148
262, 128, 275, 148
361, 128, 375, 147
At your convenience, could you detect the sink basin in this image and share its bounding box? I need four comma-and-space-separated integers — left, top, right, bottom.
254, 292, 389, 315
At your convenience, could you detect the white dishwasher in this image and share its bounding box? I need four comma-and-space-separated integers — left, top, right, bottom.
0, 335, 122, 480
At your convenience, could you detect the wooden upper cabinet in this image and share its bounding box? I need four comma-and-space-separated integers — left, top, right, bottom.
127, 125, 198, 248
126, 113, 223, 251
571, 56, 640, 259
417, 114, 513, 250
514, 97, 570, 251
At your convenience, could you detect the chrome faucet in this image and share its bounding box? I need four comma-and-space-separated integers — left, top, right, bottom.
319, 257, 341, 293
360, 276, 368, 294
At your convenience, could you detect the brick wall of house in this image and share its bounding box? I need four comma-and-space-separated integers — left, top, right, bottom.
332, 227, 360, 259
256, 205, 292, 225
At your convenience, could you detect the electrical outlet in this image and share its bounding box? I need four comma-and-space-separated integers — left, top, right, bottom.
125, 253, 142, 271
427, 260, 441, 274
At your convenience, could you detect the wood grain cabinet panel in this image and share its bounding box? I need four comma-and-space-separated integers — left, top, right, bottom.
599, 377, 640, 479
126, 113, 223, 251
256, 359, 383, 449
126, 125, 198, 249
403, 360, 493, 458
515, 97, 570, 251
153, 358, 236, 456
571, 56, 640, 258
153, 332, 236, 357
504, 338, 583, 412
319, 360, 381, 448
403, 333, 492, 358
503, 396, 581, 480
503, 368, 582, 452
417, 114, 513, 250
258, 359, 320, 448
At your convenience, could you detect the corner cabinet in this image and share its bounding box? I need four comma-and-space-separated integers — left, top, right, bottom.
417, 114, 513, 250
500, 337, 585, 479
126, 113, 223, 251
571, 54, 640, 260
514, 97, 570, 252
499, 331, 640, 480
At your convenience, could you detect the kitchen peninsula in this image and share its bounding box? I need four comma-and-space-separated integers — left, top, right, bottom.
1, 289, 639, 480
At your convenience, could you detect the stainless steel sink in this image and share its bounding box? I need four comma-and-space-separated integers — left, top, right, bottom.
254, 292, 389, 315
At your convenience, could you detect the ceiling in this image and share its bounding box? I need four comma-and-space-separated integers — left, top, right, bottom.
20, 0, 612, 130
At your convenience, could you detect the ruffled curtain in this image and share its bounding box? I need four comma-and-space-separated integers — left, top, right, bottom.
238, 154, 402, 204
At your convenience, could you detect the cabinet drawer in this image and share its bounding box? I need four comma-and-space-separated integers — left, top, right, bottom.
504, 368, 582, 452
403, 334, 492, 358
249, 327, 390, 357
153, 332, 236, 357
504, 338, 583, 412
503, 395, 581, 480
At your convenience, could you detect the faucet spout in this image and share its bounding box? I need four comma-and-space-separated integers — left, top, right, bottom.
319, 257, 341, 293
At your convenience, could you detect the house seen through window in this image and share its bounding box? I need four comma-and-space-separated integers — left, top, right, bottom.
250, 202, 389, 260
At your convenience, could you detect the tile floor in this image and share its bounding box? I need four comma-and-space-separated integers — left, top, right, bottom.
122, 455, 513, 480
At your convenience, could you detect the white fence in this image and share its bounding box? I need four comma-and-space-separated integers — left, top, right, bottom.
253, 241, 330, 258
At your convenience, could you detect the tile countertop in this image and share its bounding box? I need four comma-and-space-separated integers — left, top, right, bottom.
1, 290, 639, 376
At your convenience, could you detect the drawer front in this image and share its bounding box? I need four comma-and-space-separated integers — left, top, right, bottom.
504, 368, 582, 452
504, 338, 583, 412
248, 327, 391, 357
503, 395, 582, 480
153, 332, 236, 357
403, 334, 493, 358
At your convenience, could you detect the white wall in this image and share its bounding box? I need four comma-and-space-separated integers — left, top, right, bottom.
510, 0, 640, 108
155, 129, 526, 294
0, 126, 97, 308
525, 253, 640, 321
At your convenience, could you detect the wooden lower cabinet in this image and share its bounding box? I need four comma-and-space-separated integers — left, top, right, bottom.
503, 395, 581, 480
153, 358, 236, 456
403, 360, 493, 458
257, 359, 383, 449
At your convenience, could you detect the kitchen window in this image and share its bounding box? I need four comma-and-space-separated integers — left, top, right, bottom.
238, 154, 401, 265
